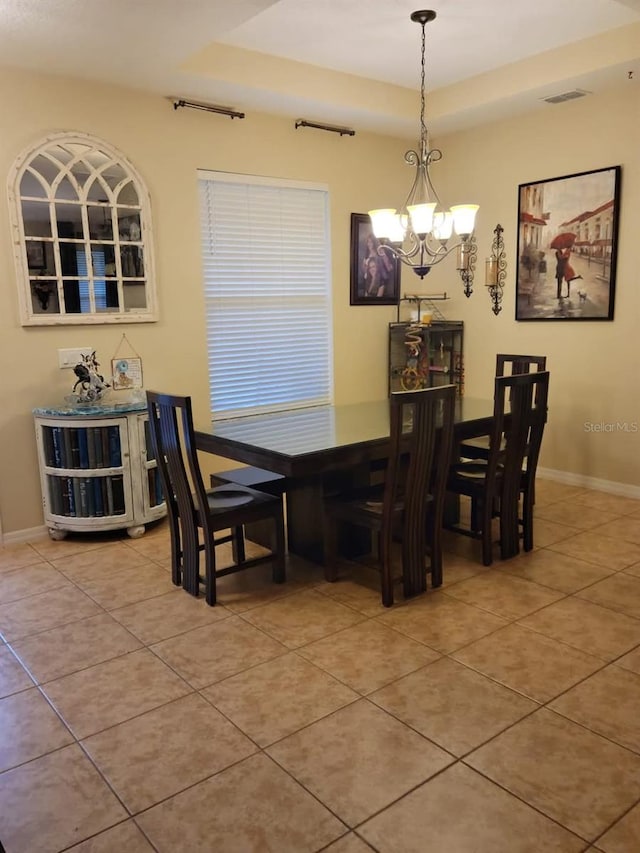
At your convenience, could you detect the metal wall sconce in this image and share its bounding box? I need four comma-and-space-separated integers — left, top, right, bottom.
485, 224, 506, 315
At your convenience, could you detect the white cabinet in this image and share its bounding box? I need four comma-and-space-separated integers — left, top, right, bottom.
33, 401, 166, 539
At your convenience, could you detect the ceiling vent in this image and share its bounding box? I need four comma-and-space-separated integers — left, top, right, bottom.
541, 89, 591, 105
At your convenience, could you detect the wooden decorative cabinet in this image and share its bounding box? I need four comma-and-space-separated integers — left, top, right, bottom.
388, 320, 464, 395
33, 400, 166, 539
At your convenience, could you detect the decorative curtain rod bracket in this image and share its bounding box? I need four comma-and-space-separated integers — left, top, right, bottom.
295, 119, 355, 137
171, 98, 245, 120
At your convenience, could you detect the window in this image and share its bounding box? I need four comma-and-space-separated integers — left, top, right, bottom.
199, 171, 333, 419
8, 132, 157, 325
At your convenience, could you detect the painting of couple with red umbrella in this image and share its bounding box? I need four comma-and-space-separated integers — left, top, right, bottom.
516, 165, 621, 321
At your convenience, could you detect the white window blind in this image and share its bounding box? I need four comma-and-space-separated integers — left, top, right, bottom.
199, 172, 333, 419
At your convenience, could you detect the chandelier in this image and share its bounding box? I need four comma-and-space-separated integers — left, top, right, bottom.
368, 10, 480, 293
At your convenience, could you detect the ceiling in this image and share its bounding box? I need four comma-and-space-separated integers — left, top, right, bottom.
1, 0, 639, 137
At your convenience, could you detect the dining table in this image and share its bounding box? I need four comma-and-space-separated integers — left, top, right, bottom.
195, 396, 499, 568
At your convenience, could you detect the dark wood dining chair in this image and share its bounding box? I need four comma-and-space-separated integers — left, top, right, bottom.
460, 354, 548, 550
446, 371, 549, 565
324, 384, 456, 607
146, 391, 286, 605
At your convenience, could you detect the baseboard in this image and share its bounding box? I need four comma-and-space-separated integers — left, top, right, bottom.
537, 467, 640, 500
1, 525, 49, 546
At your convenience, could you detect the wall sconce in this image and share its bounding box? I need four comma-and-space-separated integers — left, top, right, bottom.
485, 224, 506, 315
456, 237, 477, 298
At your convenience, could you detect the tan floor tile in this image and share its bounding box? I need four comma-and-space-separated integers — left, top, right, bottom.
533, 481, 590, 507
124, 535, 172, 562
241, 589, 365, 649
550, 666, 640, 753
267, 699, 452, 826
323, 834, 376, 852
466, 708, 640, 841
316, 569, 394, 616
0, 687, 73, 771
137, 753, 345, 852
78, 562, 174, 610
82, 693, 257, 812
453, 623, 604, 702
519, 597, 640, 661
0, 542, 45, 573
0, 585, 102, 641
596, 802, 640, 853
0, 562, 68, 603
576, 572, 640, 619
371, 658, 536, 756
51, 541, 151, 583
615, 645, 640, 675
31, 535, 108, 562
624, 560, 640, 578
595, 517, 640, 546
68, 820, 155, 852
10, 612, 142, 683
0, 645, 34, 697
573, 492, 640, 516
548, 531, 640, 570
530, 518, 584, 547
440, 552, 488, 587
360, 762, 585, 852
377, 591, 508, 654
0, 744, 126, 853
110, 588, 229, 644
500, 547, 616, 593
536, 503, 619, 531
151, 616, 286, 688
42, 648, 190, 738
297, 620, 440, 695
444, 571, 564, 620
216, 558, 322, 613
204, 652, 357, 747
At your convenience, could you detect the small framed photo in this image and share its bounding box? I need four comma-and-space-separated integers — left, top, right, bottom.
111, 357, 143, 390
26, 241, 46, 270
516, 165, 621, 321
350, 213, 400, 306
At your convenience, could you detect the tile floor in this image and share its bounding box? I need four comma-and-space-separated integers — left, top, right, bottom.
2, 480, 640, 851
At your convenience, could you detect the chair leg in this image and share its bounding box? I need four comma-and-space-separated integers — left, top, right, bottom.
271, 506, 286, 584
169, 514, 182, 587
380, 531, 394, 608
232, 526, 245, 563
182, 517, 200, 596
480, 499, 494, 567
522, 488, 534, 552
203, 534, 217, 606
428, 513, 443, 589
323, 513, 339, 583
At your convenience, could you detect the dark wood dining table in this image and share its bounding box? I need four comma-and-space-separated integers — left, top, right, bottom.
195, 397, 498, 567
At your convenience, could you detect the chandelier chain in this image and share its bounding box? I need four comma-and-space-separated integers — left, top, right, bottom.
420, 21, 427, 147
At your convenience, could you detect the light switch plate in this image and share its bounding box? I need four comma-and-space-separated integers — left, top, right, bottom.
58, 347, 94, 369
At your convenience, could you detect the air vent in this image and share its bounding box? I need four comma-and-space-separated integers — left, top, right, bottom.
541, 89, 591, 105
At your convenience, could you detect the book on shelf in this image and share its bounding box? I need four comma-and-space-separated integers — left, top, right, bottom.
62, 429, 73, 469
69, 428, 81, 469
51, 427, 63, 468
87, 428, 96, 468
155, 469, 164, 505
42, 426, 55, 467
111, 476, 126, 515
48, 476, 63, 516
93, 427, 104, 468
77, 479, 89, 517
77, 428, 89, 468
72, 478, 82, 516
108, 425, 122, 467
147, 469, 156, 507
105, 477, 114, 516
86, 477, 95, 516
93, 477, 104, 516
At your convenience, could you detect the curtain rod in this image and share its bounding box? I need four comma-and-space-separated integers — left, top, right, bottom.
171, 98, 245, 120
295, 119, 355, 137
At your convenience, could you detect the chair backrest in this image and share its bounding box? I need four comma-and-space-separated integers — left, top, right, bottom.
496, 354, 547, 376
146, 391, 208, 529
486, 371, 550, 503
383, 384, 456, 548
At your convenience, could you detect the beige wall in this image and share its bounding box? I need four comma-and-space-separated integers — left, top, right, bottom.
0, 66, 638, 538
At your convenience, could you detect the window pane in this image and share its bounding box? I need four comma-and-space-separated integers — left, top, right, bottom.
30, 280, 59, 314
121, 246, 144, 277
118, 211, 141, 242
56, 204, 82, 238
20, 171, 47, 198
123, 282, 147, 311
22, 200, 52, 238
88, 207, 113, 240
55, 177, 79, 201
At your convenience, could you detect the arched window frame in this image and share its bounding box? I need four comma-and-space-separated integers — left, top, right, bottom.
7, 131, 158, 326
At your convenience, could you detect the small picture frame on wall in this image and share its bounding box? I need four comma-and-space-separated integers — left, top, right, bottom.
516, 165, 621, 321
111, 357, 143, 390
349, 213, 400, 306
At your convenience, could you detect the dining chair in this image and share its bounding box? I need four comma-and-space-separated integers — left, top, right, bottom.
459, 354, 548, 550
446, 371, 549, 565
146, 391, 286, 605
323, 384, 456, 607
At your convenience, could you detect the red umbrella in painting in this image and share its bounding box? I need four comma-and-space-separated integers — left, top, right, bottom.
550, 232, 577, 250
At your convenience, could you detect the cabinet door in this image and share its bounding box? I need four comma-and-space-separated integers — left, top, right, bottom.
136, 413, 165, 516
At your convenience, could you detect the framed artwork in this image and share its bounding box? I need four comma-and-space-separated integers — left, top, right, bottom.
349, 213, 400, 306
26, 240, 46, 270
515, 165, 621, 321
111, 357, 143, 390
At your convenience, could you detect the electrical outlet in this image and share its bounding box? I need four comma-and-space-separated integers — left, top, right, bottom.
58, 347, 94, 369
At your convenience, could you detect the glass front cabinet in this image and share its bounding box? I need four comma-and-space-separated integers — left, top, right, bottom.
33, 404, 166, 539
388, 321, 464, 395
